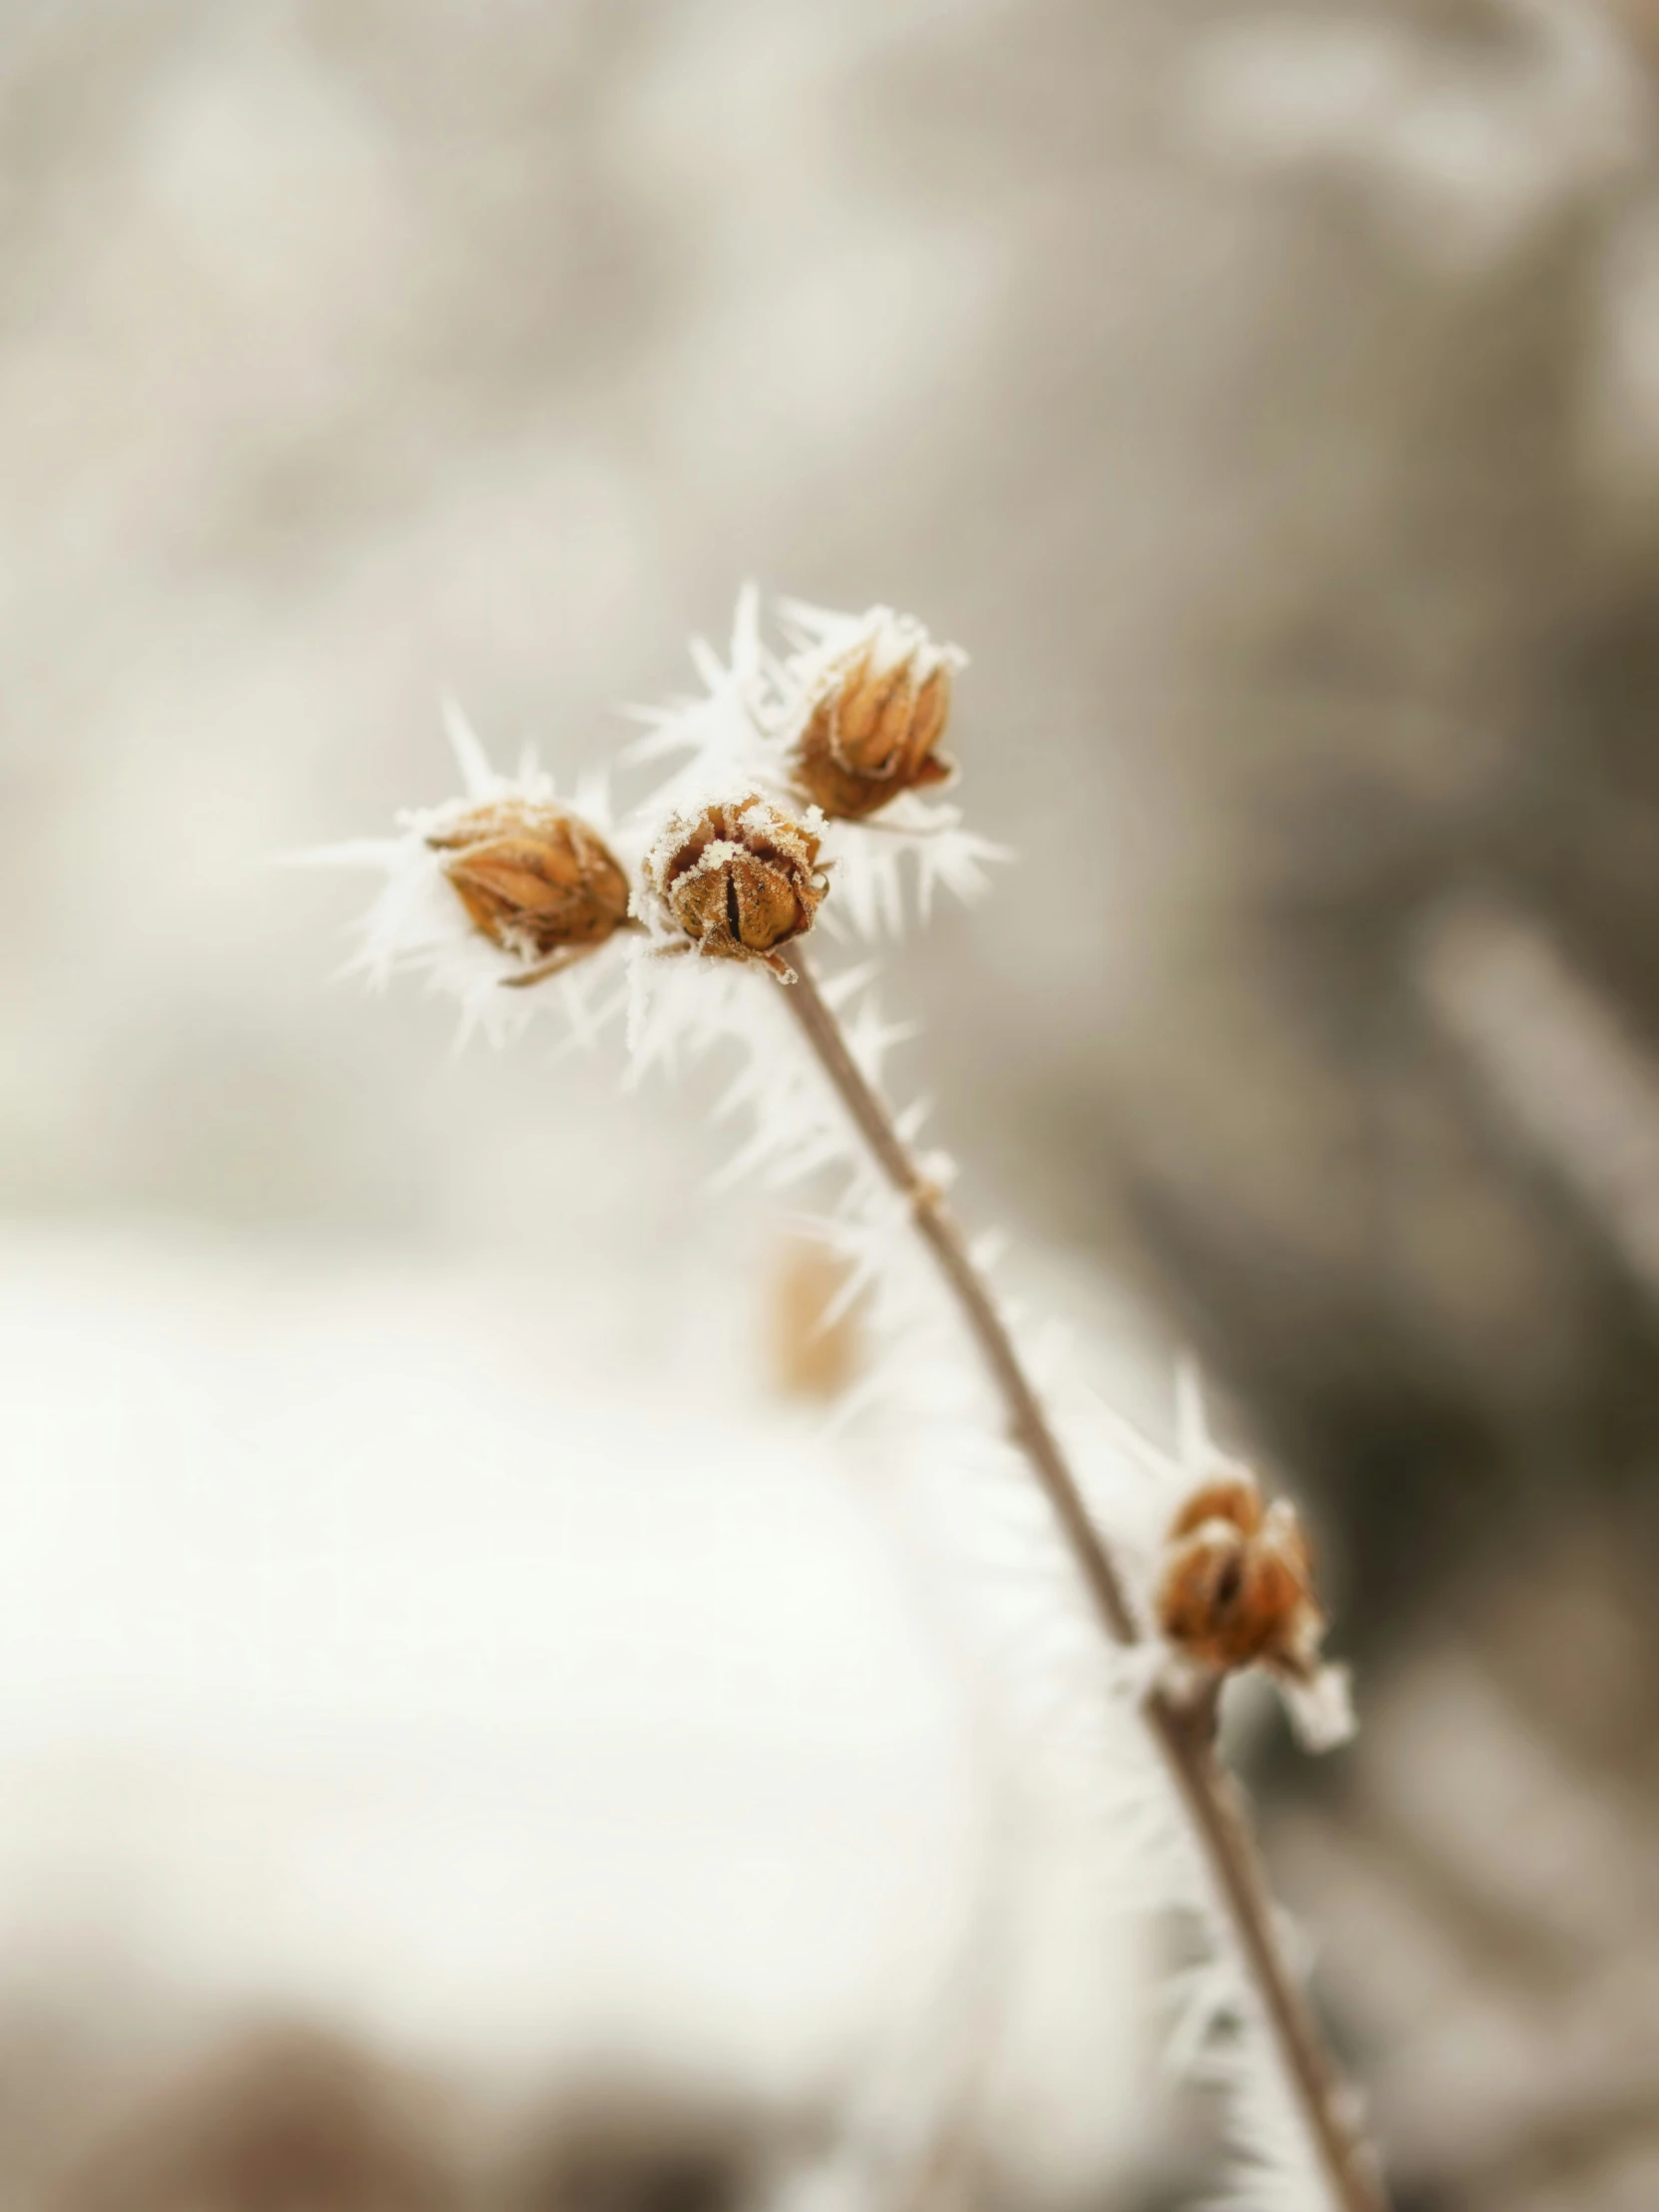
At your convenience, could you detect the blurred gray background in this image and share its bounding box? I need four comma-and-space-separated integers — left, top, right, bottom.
6, 2, 1659, 2209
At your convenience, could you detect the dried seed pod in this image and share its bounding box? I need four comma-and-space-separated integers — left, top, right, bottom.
1157, 1470, 1326, 1681
645, 795, 827, 976
790, 611, 961, 820
426, 800, 631, 976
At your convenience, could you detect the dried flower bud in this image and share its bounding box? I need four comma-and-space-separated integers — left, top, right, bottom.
645, 795, 827, 976
426, 800, 631, 976
1156, 1471, 1326, 1683
790, 611, 961, 820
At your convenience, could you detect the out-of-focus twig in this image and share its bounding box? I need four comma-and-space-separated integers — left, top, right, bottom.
1274, 1645, 1659, 2209
1420, 897, 1659, 1308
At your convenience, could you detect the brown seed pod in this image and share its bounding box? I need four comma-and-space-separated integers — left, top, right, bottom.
790, 614, 960, 820
426, 800, 631, 978
645, 795, 828, 976
1156, 1471, 1325, 1681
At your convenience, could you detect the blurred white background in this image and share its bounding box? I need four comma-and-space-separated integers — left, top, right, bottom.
9, 4, 1659, 2208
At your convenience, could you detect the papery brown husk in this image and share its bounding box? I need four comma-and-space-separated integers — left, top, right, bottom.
791, 648, 955, 820
650, 795, 827, 970
428, 801, 631, 963
1157, 1475, 1326, 1678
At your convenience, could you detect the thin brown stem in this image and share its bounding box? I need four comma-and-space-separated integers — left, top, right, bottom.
782, 951, 1387, 2212
499, 917, 648, 989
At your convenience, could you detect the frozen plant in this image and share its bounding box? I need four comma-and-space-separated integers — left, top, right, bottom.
307, 594, 1385, 2212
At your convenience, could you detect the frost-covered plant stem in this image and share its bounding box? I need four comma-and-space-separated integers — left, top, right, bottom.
782, 953, 1386, 2212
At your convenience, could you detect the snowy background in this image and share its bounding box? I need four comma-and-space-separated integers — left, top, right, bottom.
6, 3, 1659, 2209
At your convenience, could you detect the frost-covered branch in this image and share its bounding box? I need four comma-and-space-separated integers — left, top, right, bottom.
307, 588, 1383, 2212
781, 954, 1382, 2212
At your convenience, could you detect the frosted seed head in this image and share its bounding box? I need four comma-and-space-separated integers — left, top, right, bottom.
789, 610, 962, 820
1156, 1469, 1329, 1684
645, 795, 828, 977
426, 799, 632, 976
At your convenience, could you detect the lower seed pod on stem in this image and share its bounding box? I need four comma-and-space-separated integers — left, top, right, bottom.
1153, 1468, 1355, 1757
1158, 1472, 1324, 1680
